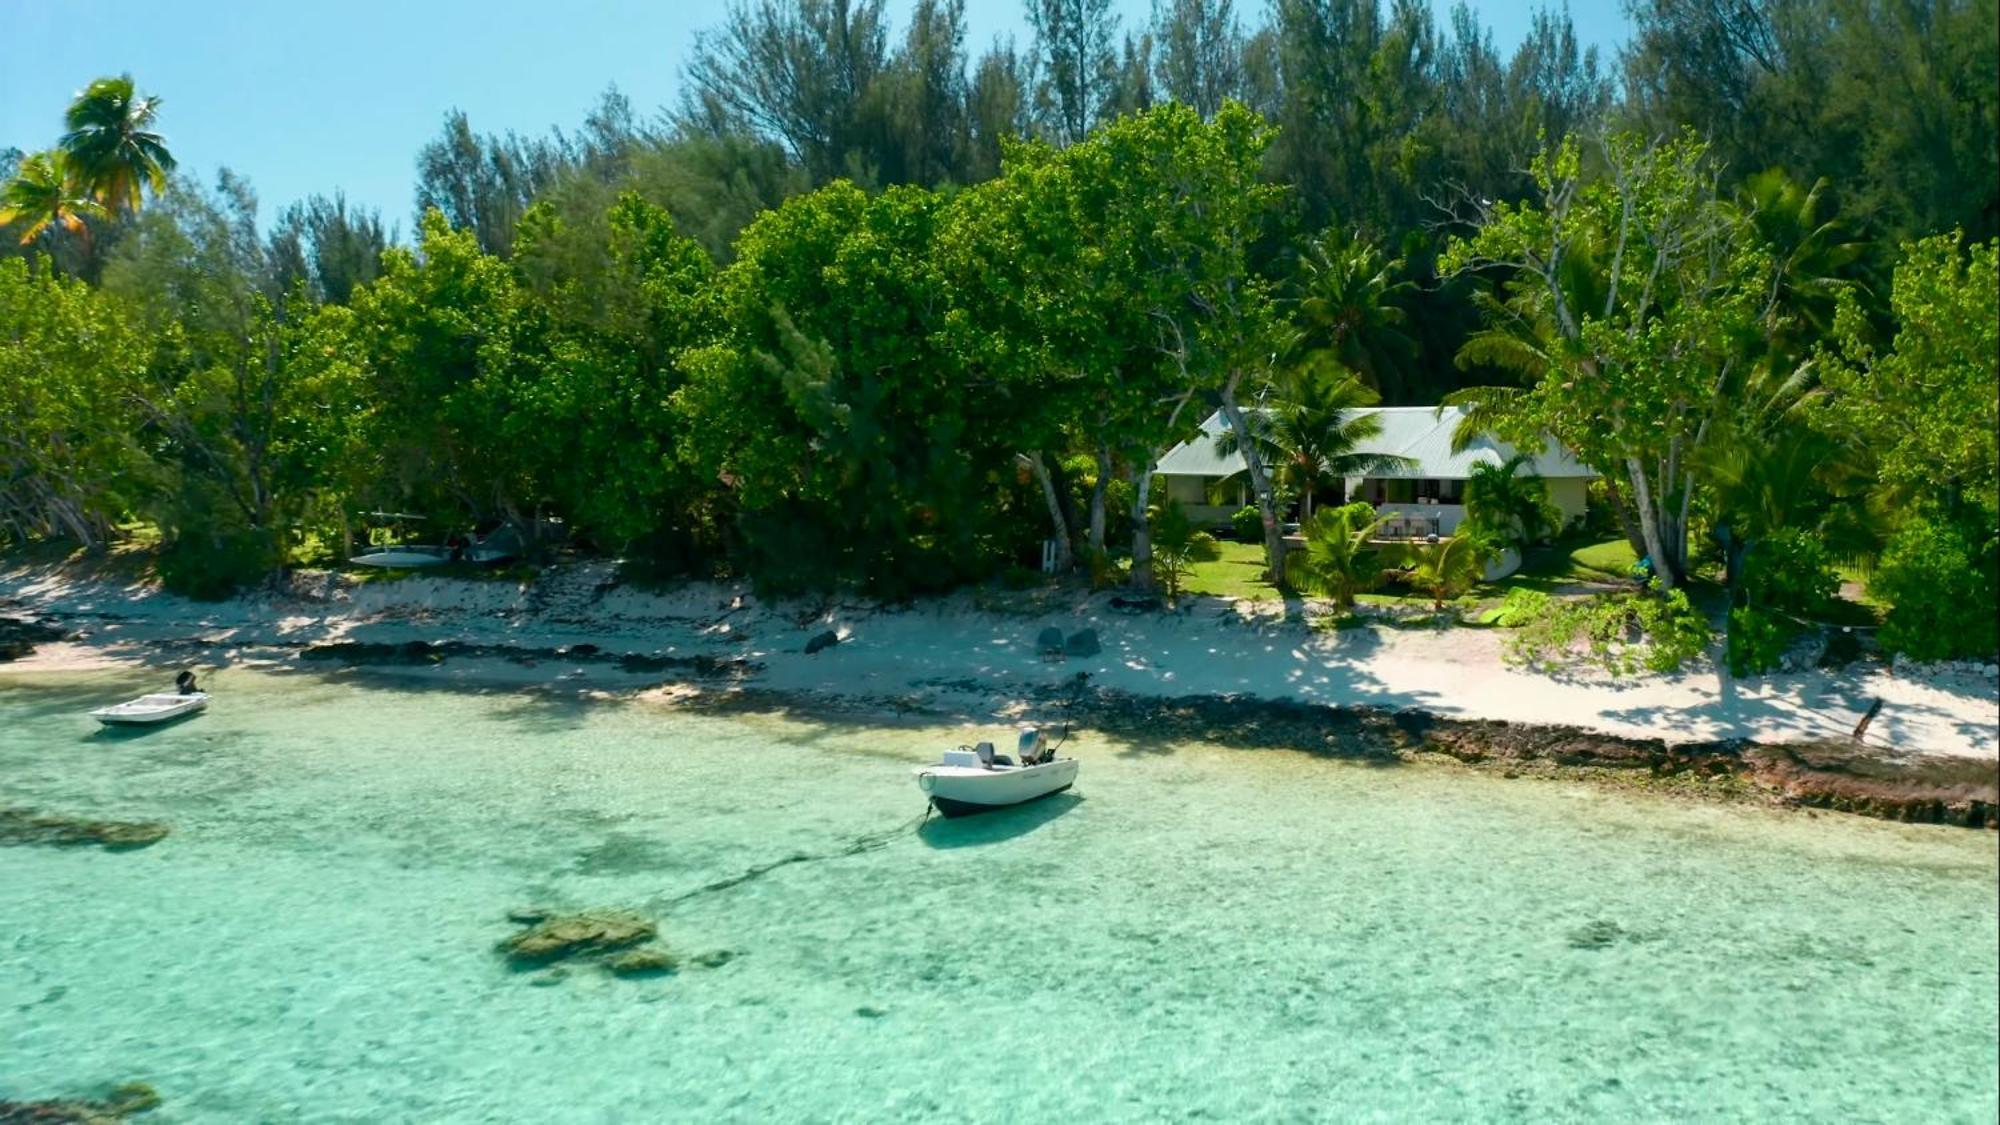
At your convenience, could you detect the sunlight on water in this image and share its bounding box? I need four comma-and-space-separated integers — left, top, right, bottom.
3, 667, 1995, 1122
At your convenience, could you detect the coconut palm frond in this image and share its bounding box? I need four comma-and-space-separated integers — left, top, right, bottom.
1439, 385, 1524, 453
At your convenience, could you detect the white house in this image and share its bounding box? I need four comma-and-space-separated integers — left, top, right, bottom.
1153, 405, 1596, 538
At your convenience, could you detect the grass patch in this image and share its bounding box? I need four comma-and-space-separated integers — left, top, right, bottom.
1480, 533, 1639, 597
1180, 539, 1284, 601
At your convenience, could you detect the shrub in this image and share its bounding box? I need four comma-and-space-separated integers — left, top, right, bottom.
1150, 499, 1221, 602
1000, 564, 1044, 590
1291, 502, 1387, 608
1230, 505, 1264, 542
1405, 533, 1496, 610
1741, 528, 1839, 614
1870, 512, 2000, 660
1492, 588, 1551, 627
1507, 583, 1713, 676
157, 525, 282, 601
1726, 605, 1790, 676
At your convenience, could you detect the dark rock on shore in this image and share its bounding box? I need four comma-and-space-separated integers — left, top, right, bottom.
1064, 629, 1101, 657
0, 1081, 160, 1123
298, 639, 757, 679
0, 808, 169, 851
0, 614, 67, 662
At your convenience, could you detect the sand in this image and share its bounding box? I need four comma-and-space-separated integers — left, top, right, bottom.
3, 558, 1995, 761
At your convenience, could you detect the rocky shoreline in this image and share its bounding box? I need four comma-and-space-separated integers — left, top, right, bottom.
668, 682, 1999, 830
4, 563, 1994, 831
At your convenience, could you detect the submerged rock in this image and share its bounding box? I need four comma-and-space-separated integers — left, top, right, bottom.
0, 1081, 160, 1123
496, 910, 657, 968
689, 949, 737, 969
804, 630, 841, 655
1567, 920, 1626, 949
604, 947, 679, 978
0, 808, 169, 851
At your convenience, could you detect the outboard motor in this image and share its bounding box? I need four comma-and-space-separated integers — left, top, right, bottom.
175, 670, 199, 695
1017, 727, 1048, 765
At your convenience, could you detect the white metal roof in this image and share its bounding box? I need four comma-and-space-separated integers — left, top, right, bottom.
1152, 406, 1597, 480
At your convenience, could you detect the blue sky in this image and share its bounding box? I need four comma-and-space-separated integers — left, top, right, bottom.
2, 1, 1629, 236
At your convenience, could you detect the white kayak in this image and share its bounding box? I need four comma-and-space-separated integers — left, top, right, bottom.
90, 692, 209, 726
916, 730, 1078, 817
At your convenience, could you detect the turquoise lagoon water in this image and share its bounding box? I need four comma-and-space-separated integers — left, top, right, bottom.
2, 667, 1995, 1123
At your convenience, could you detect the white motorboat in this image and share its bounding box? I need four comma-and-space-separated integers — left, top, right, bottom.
90, 691, 208, 726
916, 728, 1078, 817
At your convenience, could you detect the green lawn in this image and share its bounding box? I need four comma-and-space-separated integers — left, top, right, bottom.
1483, 534, 1639, 595
1180, 539, 1282, 600
1179, 532, 1650, 611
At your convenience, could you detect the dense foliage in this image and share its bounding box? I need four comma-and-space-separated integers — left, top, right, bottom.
1506, 584, 1714, 677
0, 0, 1995, 659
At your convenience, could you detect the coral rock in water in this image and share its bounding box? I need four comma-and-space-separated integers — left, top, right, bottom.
0, 809, 169, 851
0, 1081, 161, 1123
603, 947, 680, 977
496, 910, 657, 967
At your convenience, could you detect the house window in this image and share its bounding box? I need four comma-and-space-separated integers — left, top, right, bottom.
1384, 479, 1416, 503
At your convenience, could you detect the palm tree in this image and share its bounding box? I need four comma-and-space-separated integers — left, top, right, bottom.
59, 74, 175, 215
1149, 499, 1222, 603
1291, 502, 1387, 610
0, 149, 104, 246
1740, 169, 1866, 352
1462, 452, 1561, 550
1216, 368, 1415, 521
1404, 533, 1497, 611
1290, 230, 1419, 399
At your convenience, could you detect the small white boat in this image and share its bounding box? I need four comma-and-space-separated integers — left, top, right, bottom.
916, 728, 1078, 817
90, 692, 209, 726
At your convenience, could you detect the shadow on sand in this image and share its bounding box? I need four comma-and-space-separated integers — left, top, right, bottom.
917, 791, 1082, 849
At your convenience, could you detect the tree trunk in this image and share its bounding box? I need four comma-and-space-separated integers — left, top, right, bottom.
1218, 381, 1286, 584
1624, 457, 1678, 588
1087, 445, 1112, 561
1128, 464, 1155, 590
1020, 451, 1073, 573
1047, 455, 1084, 560
1597, 474, 1648, 562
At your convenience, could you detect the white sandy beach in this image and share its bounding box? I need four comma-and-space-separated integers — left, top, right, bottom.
3, 560, 1995, 761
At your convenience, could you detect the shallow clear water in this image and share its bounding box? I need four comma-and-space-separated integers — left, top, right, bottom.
3, 667, 1995, 1122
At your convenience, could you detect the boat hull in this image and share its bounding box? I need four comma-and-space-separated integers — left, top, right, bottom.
349, 548, 450, 569
917, 758, 1079, 817
929, 782, 1074, 818
90, 693, 208, 726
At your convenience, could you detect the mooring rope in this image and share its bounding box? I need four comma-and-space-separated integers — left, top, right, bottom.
658, 811, 929, 908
